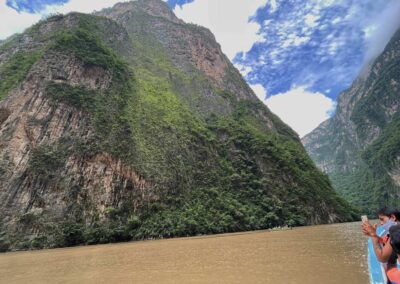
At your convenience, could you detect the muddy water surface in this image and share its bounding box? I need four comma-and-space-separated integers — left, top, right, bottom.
0, 221, 369, 284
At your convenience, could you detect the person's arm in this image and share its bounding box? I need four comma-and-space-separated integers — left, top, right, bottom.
361, 221, 393, 262
362, 221, 384, 243
371, 236, 393, 263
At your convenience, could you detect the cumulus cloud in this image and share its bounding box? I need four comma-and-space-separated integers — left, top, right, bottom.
42, 0, 131, 15
173, 0, 267, 60
235, 0, 400, 108
6, 0, 67, 13
0, 0, 131, 40
259, 86, 335, 137
235, 63, 253, 77
0, 0, 41, 39
250, 83, 267, 101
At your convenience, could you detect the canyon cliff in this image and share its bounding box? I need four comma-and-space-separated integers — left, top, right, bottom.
0, 0, 356, 251
303, 27, 400, 215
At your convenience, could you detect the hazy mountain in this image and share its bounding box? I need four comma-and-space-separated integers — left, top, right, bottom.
0, 0, 356, 251
303, 27, 400, 215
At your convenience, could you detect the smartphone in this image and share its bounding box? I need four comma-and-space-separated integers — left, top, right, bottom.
361, 215, 368, 223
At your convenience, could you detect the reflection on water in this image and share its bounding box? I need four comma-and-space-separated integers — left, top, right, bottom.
0, 222, 368, 284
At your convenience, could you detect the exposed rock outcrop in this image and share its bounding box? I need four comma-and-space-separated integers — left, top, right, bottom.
0, 0, 356, 251
303, 27, 400, 214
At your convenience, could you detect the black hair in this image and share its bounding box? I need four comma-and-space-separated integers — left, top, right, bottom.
377, 207, 400, 220
389, 225, 400, 254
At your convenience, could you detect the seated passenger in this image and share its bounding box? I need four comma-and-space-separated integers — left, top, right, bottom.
377, 207, 399, 227
362, 208, 399, 264
363, 208, 398, 246
385, 225, 400, 284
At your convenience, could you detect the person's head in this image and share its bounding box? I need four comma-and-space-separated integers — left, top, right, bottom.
389, 225, 400, 256
377, 207, 399, 225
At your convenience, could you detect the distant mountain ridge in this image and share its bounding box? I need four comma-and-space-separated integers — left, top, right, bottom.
0, 0, 356, 251
303, 27, 400, 214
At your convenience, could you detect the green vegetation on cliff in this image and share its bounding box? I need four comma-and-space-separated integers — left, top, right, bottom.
364, 114, 400, 172
0, 51, 42, 100
0, 9, 357, 251
303, 28, 400, 215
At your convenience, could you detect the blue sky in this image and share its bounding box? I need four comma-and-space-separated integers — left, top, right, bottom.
2, 0, 183, 14
6, 0, 68, 13
166, 0, 193, 9
171, 0, 400, 136
235, 0, 400, 100
2, 0, 400, 136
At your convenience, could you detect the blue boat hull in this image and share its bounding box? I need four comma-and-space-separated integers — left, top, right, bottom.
368, 233, 388, 284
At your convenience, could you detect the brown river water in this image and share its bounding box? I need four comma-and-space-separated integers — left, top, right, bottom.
0, 221, 369, 284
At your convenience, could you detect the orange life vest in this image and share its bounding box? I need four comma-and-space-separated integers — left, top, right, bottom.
387, 267, 400, 284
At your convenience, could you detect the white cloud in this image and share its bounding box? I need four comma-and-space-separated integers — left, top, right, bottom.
331, 17, 341, 25
262, 86, 336, 137
363, 25, 377, 39
268, 0, 278, 13
0, 0, 41, 39
173, 0, 267, 60
281, 33, 310, 48
304, 14, 319, 28
362, 0, 400, 63
0, 0, 132, 40
236, 63, 253, 77
250, 83, 267, 101
44, 0, 131, 15
0, 0, 269, 61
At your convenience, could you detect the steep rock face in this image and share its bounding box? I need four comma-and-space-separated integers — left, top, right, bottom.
0, 44, 156, 246
96, 0, 275, 124
0, 1, 356, 251
303, 28, 400, 214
